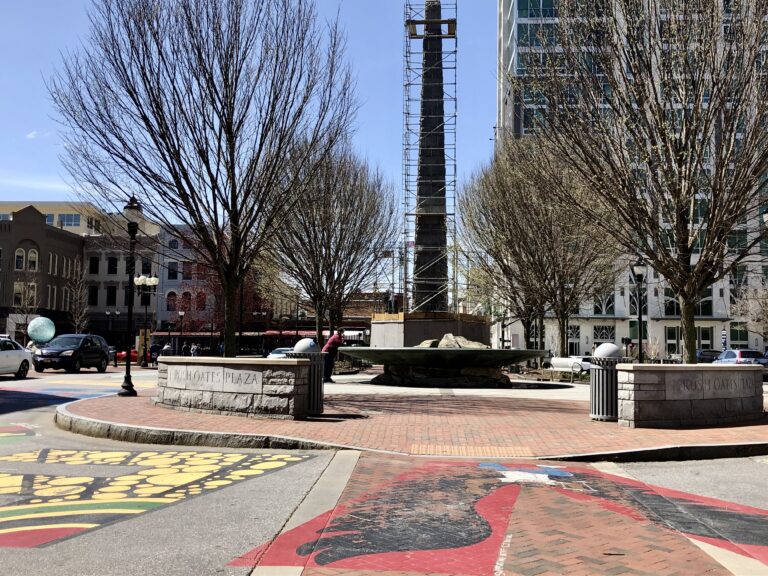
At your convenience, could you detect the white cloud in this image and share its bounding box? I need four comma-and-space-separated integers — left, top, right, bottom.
25, 131, 39, 140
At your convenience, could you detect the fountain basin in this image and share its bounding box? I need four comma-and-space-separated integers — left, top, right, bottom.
339, 347, 544, 388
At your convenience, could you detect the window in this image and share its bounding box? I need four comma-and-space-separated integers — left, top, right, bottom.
63, 287, 70, 311
196, 292, 207, 311
665, 326, 681, 355
107, 257, 118, 275
45, 214, 54, 225
15, 248, 25, 271
730, 322, 748, 349
13, 282, 23, 306
59, 214, 81, 227
88, 285, 99, 306
169, 239, 179, 250
593, 325, 616, 344
167, 262, 178, 280
629, 285, 647, 315
181, 291, 192, 311
52, 286, 57, 309
86, 216, 101, 231
89, 256, 100, 274
53, 254, 58, 276
182, 262, 193, 280
166, 291, 177, 311
0, 213, 11, 221
27, 249, 38, 272
593, 293, 615, 315
730, 266, 748, 304
629, 320, 648, 341
664, 288, 680, 316
141, 257, 151, 275
695, 287, 713, 317
47, 285, 52, 308
106, 286, 117, 306
567, 324, 580, 356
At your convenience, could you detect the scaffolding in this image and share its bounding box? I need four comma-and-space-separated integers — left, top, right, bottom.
402, 0, 458, 313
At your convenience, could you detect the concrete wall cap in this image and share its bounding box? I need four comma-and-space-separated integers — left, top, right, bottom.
158, 357, 309, 366
616, 363, 763, 371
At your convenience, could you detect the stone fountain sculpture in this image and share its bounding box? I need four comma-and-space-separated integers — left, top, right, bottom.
340, 334, 543, 388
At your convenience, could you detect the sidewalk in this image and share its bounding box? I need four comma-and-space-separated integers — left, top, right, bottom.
55, 374, 768, 460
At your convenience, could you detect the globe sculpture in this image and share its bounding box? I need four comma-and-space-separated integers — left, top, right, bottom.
27, 317, 56, 344
293, 338, 319, 353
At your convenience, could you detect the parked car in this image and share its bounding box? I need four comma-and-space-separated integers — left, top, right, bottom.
116, 348, 139, 363
696, 349, 721, 363
33, 334, 110, 373
0, 336, 32, 379
713, 349, 768, 366
267, 347, 293, 359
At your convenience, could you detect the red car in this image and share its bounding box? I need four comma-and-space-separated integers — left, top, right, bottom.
115, 348, 139, 363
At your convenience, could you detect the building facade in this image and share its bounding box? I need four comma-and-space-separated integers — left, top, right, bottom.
495, 0, 764, 357
0, 206, 85, 341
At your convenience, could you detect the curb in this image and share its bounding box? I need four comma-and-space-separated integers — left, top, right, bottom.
55, 398, 768, 463
54, 400, 404, 455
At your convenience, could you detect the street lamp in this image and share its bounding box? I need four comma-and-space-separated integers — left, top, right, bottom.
178, 310, 186, 355
135, 273, 159, 367
119, 197, 140, 397
631, 256, 648, 364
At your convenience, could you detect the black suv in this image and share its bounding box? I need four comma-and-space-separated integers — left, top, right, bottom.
33, 334, 110, 373
696, 349, 722, 363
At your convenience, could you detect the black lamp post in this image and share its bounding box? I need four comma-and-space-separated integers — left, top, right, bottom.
135, 273, 159, 367
178, 310, 185, 355
119, 199, 140, 397
631, 256, 647, 364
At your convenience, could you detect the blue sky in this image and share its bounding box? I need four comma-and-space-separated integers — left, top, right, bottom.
0, 1, 497, 201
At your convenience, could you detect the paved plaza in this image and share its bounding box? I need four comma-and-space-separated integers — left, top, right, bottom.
2, 369, 768, 575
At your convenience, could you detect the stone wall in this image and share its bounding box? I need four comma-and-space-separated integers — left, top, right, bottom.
155, 357, 311, 419
617, 364, 764, 428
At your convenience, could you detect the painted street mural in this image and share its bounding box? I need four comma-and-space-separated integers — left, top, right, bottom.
232, 456, 768, 575
0, 425, 36, 445
0, 449, 310, 547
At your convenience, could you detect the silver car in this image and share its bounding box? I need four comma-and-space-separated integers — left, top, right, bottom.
0, 337, 32, 379
713, 349, 768, 366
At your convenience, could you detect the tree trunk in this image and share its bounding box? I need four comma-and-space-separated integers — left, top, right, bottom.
223, 280, 238, 357
679, 296, 697, 363
537, 313, 545, 352
557, 315, 568, 357
315, 302, 325, 346
522, 319, 533, 351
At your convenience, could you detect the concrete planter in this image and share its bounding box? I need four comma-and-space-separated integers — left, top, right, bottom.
155, 357, 311, 419
617, 364, 764, 428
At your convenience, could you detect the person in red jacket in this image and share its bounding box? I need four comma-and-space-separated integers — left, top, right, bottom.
322, 328, 345, 383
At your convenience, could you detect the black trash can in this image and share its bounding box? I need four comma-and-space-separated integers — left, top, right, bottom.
286, 351, 325, 415
589, 356, 632, 421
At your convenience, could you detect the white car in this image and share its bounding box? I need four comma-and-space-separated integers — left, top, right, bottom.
0, 337, 32, 378
267, 347, 293, 359
569, 355, 593, 372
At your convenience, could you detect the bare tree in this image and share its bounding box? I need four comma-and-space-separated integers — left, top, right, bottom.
273, 150, 398, 344
67, 259, 90, 334
510, 0, 768, 361
460, 137, 618, 356
51, 0, 355, 356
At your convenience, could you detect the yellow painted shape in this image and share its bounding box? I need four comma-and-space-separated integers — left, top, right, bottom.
0, 508, 145, 523
47, 477, 94, 486
146, 472, 209, 486
250, 462, 287, 470
0, 523, 98, 535
34, 486, 87, 497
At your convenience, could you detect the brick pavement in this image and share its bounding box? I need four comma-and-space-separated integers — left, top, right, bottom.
232, 453, 758, 575
61, 388, 768, 458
